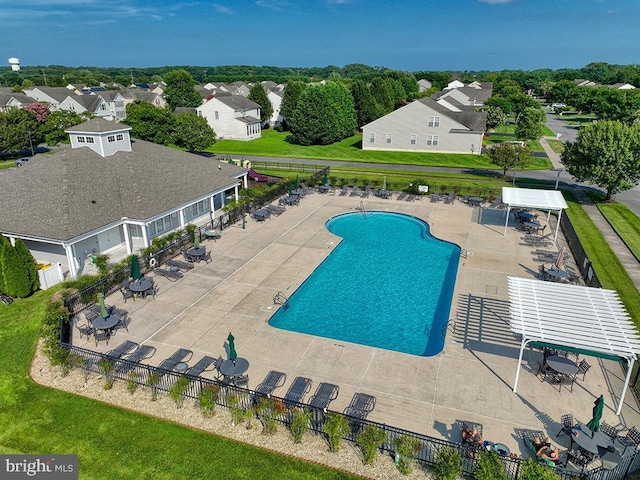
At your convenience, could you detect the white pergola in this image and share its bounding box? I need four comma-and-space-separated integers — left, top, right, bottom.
508, 277, 640, 415
502, 187, 569, 241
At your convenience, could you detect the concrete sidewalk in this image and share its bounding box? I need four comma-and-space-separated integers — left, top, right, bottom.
540, 137, 640, 290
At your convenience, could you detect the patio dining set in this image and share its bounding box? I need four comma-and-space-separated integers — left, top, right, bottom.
534, 347, 591, 393
75, 302, 131, 346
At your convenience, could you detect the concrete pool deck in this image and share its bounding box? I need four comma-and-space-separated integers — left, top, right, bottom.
74, 191, 640, 456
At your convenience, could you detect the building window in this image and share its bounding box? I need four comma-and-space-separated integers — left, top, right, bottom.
214, 111, 219, 120
410, 134, 417, 145
77, 136, 85, 143
116, 134, 123, 141
428, 116, 440, 127
86, 137, 95, 144
369, 132, 375, 143
107, 135, 115, 143
427, 135, 439, 146
386, 133, 392, 144
101, 104, 106, 111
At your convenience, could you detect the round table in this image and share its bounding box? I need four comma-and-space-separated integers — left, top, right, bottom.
204, 230, 221, 240
129, 279, 152, 293
187, 247, 206, 257
254, 209, 270, 221
175, 362, 189, 373
571, 425, 615, 455
546, 355, 579, 375
91, 314, 120, 331
219, 358, 249, 377
493, 443, 510, 456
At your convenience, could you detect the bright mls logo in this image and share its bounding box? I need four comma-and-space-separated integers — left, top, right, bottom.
1, 455, 78, 479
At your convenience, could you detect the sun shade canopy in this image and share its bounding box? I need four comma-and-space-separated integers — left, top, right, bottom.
508, 277, 640, 415
502, 187, 568, 240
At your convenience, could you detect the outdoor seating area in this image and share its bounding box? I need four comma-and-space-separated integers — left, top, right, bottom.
65, 184, 640, 479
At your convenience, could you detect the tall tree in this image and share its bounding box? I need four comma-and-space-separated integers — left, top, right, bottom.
487, 142, 531, 177
484, 105, 507, 130
289, 82, 356, 146
0, 237, 32, 298
23, 103, 51, 124
172, 112, 216, 152
163, 69, 202, 110
41, 110, 88, 146
280, 80, 306, 121
370, 77, 394, 115
0, 108, 40, 154
123, 101, 175, 145
14, 239, 39, 293
561, 121, 640, 199
350, 80, 378, 130
248, 84, 273, 125
515, 108, 546, 141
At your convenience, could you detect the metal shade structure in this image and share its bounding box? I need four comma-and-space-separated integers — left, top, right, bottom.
130, 255, 141, 280
508, 277, 640, 415
501, 187, 568, 241
227, 332, 237, 361
586, 395, 604, 433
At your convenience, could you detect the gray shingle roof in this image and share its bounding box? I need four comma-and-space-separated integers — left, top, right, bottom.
65, 117, 131, 134
0, 141, 246, 241
418, 97, 487, 132
215, 95, 260, 111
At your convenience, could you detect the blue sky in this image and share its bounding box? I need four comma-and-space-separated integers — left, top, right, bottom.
1, 0, 638, 72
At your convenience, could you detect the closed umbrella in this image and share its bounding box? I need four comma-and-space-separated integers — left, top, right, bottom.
97, 292, 108, 319
295, 174, 299, 190
194, 231, 199, 250
555, 246, 565, 270
227, 332, 237, 361
586, 395, 604, 434
323, 173, 328, 186
130, 255, 141, 280
288, 180, 292, 195
382, 176, 387, 190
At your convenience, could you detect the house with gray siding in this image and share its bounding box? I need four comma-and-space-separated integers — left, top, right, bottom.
196, 95, 261, 141
0, 118, 247, 279
362, 97, 486, 155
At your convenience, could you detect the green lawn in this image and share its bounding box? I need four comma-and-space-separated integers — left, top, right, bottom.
210, 130, 551, 170
0, 290, 361, 479
555, 113, 597, 127
563, 191, 640, 326
596, 201, 640, 261
546, 139, 565, 154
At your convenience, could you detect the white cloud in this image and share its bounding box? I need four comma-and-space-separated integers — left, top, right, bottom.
213, 3, 233, 14
255, 0, 291, 12
478, 0, 512, 4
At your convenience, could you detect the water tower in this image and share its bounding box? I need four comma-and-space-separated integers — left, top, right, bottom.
8, 58, 20, 71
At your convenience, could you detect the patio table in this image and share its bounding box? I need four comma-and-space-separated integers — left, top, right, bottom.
220, 358, 249, 377
523, 221, 542, 233
254, 209, 270, 221
291, 188, 305, 196
204, 230, 221, 240
318, 184, 331, 193
282, 196, 299, 206
518, 212, 536, 220
571, 424, 615, 455
468, 196, 484, 206
187, 247, 207, 260
91, 314, 119, 331
547, 268, 570, 282
129, 279, 152, 295
546, 355, 579, 376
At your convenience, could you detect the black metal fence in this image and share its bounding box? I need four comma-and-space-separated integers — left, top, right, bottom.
559, 213, 601, 288
251, 160, 330, 179
61, 343, 640, 480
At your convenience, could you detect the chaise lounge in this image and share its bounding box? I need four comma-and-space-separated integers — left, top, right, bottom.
255, 370, 287, 397
283, 376, 313, 406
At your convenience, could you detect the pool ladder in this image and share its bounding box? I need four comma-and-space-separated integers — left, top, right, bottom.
273, 291, 288, 305
358, 201, 367, 219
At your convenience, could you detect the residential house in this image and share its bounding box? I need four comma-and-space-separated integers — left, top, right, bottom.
444, 80, 465, 90
608, 83, 636, 90
266, 89, 283, 127
574, 79, 597, 87
417, 79, 433, 92
433, 83, 493, 108
98, 91, 127, 120
23, 86, 73, 110
361, 96, 486, 155
0, 117, 247, 279
196, 95, 262, 141
118, 89, 167, 109
0, 91, 38, 112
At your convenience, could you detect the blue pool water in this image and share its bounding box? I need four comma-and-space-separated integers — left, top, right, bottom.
268, 212, 461, 356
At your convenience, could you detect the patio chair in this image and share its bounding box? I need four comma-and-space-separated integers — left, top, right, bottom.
350, 185, 360, 197
343, 393, 376, 420
406, 194, 416, 202
576, 359, 591, 381
445, 192, 455, 204
255, 370, 287, 396
397, 192, 406, 201
106, 340, 139, 360
556, 414, 574, 438
537, 264, 549, 280
525, 436, 556, 467
564, 448, 589, 472
266, 204, 286, 216
75, 322, 95, 340
186, 355, 216, 377
120, 286, 135, 303
431, 192, 440, 203
283, 376, 313, 406
617, 426, 640, 454
142, 284, 158, 299
84, 308, 99, 322
181, 247, 197, 263
117, 345, 156, 374
166, 259, 194, 271
94, 330, 110, 346
212, 355, 224, 379
112, 315, 130, 334
599, 422, 620, 442
308, 382, 339, 410
157, 348, 193, 373
362, 185, 371, 198
154, 268, 183, 281
339, 185, 348, 196
201, 250, 212, 264
554, 372, 576, 393
233, 374, 249, 388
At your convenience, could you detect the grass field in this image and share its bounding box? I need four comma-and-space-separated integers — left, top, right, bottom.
209, 130, 551, 170
596, 201, 640, 261
546, 139, 565, 154
563, 191, 640, 327
0, 290, 361, 479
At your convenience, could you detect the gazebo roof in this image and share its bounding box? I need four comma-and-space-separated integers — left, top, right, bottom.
508, 277, 640, 360
502, 187, 568, 211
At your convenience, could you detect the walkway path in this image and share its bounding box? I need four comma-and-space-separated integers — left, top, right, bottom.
540, 137, 640, 290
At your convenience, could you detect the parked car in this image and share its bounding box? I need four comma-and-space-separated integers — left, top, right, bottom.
15, 157, 31, 167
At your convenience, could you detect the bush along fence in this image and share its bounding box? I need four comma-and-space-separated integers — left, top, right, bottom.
59, 344, 640, 480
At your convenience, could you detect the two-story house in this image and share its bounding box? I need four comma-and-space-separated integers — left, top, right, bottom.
196, 95, 262, 141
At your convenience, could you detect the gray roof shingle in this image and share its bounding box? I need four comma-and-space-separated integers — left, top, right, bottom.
0, 140, 246, 241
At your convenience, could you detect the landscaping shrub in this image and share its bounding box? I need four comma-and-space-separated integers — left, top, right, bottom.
323, 413, 350, 452
356, 424, 386, 465
394, 434, 421, 475
169, 376, 191, 408
433, 445, 462, 480
474, 450, 509, 480
198, 384, 220, 417
289, 408, 312, 444
517, 458, 561, 480
256, 397, 285, 435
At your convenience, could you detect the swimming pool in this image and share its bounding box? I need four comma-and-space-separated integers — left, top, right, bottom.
268, 211, 460, 356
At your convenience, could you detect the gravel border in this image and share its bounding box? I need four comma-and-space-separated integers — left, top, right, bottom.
30, 342, 436, 480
